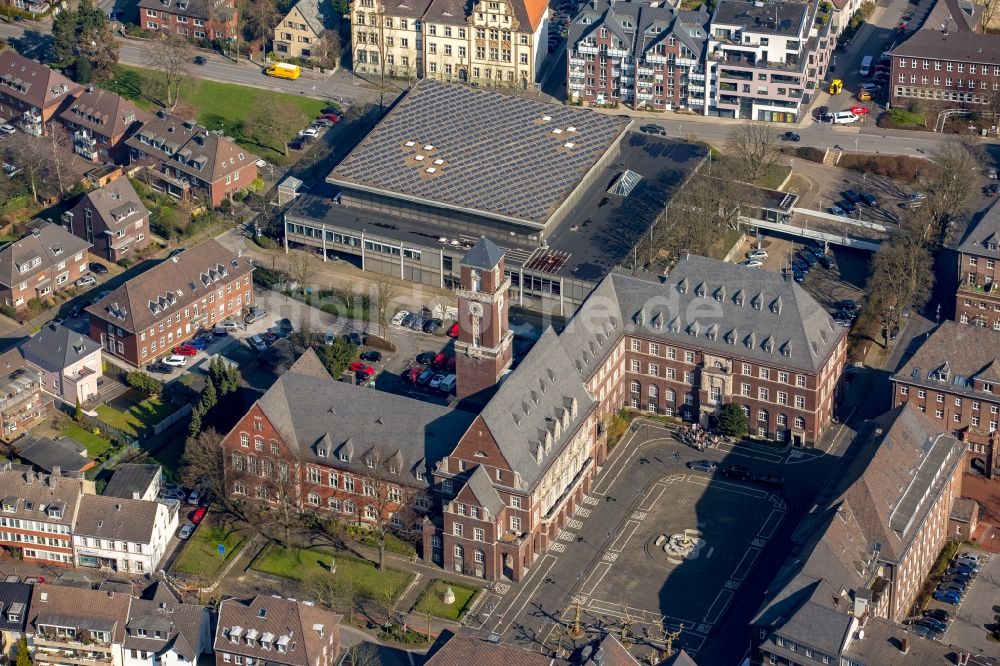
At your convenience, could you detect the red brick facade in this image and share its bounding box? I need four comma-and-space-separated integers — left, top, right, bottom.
455, 248, 513, 400
139, 0, 238, 41
954, 249, 1000, 327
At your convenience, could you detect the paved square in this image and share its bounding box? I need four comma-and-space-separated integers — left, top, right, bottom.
942, 552, 997, 655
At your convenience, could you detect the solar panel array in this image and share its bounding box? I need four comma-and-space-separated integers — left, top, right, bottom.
330, 81, 631, 224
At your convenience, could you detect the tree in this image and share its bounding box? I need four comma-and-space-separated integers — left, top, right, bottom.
726, 120, 782, 185
73, 398, 83, 423
714, 403, 748, 438
237, 0, 278, 53
15, 637, 31, 666
861, 227, 934, 347
341, 643, 380, 666
287, 249, 318, 290
243, 101, 307, 153
313, 29, 341, 70
322, 338, 357, 378
353, 450, 415, 571
145, 33, 194, 109
44, 125, 73, 197
373, 278, 399, 338
51, 0, 119, 79
179, 428, 227, 507
6, 131, 53, 204
920, 140, 978, 246
308, 575, 360, 623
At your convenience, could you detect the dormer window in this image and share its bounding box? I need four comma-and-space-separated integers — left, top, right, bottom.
340, 453, 349, 462
317, 447, 326, 457
366, 459, 375, 468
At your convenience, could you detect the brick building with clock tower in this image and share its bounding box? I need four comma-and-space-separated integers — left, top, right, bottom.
455, 237, 514, 401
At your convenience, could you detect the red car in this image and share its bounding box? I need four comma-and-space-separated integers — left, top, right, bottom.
850, 105, 870, 115
447, 323, 460, 338
432, 353, 449, 369
349, 360, 369, 372
320, 113, 341, 123
356, 366, 375, 379
405, 367, 422, 383
192, 506, 207, 524
172, 344, 197, 356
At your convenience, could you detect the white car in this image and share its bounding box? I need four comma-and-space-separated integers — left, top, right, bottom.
163, 355, 187, 367
429, 373, 446, 389
178, 523, 195, 539
742, 259, 763, 268
0, 125, 15, 135
298, 127, 320, 137
747, 249, 768, 260
392, 310, 410, 326
75, 275, 97, 288
829, 206, 846, 216
325, 330, 335, 345
187, 490, 201, 505
249, 335, 267, 352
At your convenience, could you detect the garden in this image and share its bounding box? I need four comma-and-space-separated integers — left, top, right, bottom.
172, 517, 248, 579
95, 388, 179, 439
413, 580, 479, 622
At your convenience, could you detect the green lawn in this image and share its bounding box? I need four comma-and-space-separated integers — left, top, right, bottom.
890, 108, 926, 127
757, 164, 793, 190
251, 543, 412, 601
62, 423, 114, 458
414, 580, 479, 621
0, 195, 30, 216
95, 396, 178, 438
103, 65, 327, 164
172, 519, 247, 579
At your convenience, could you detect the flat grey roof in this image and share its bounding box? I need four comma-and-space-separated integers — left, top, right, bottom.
328, 80, 632, 226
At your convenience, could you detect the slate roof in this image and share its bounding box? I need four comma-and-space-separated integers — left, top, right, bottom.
73, 494, 163, 544
328, 81, 631, 226
891, 28, 1000, 64
282, 0, 334, 36
21, 322, 101, 372
461, 236, 504, 271
136, 0, 235, 21
663, 650, 698, 666
460, 465, 504, 517
378, 0, 433, 19
892, 321, 1000, 400
924, 0, 982, 33
251, 351, 475, 485
28, 585, 132, 642
585, 635, 642, 665
840, 616, 970, 665
125, 111, 258, 184
0, 582, 32, 633
479, 327, 597, 489
957, 200, 1000, 259
59, 88, 149, 140
16, 435, 90, 474
711, 0, 807, 36
85, 239, 253, 335
424, 629, 569, 665
950, 497, 977, 522
103, 463, 161, 499
0, 223, 91, 290
74, 178, 150, 234
568, 0, 708, 62
0, 464, 84, 527
215, 595, 341, 666
125, 599, 207, 662
0, 50, 83, 112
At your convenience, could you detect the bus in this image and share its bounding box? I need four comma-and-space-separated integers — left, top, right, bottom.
859, 55, 873, 77
265, 62, 301, 80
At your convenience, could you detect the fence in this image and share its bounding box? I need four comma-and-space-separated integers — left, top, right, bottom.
153, 404, 192, 437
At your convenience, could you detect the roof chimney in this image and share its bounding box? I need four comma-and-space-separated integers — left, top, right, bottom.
900, 637, 908, 654
679, 249, 690, 261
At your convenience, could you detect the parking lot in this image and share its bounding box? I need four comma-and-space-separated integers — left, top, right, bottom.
920, 549, 996, 653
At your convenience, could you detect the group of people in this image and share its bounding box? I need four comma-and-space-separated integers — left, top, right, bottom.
677, 423, 719, 451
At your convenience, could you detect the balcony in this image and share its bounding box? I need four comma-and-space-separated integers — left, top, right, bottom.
960, 281, 998, 295
719, 68, 753, 81
607, 48, 628, 57
637, 66, 653, 75
621, 76, 634, 85
576, 44, 597, 54
33, 637, 111, 652
645, 54, 667, 64
637, 92, 653, 101
569, 57, 585, 66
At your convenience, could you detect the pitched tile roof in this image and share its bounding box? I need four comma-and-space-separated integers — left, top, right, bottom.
892, 321, 1000, 399
125, 598, 207, 662
28, 584, 132, 643
0, 582, 32, 633
215, 595, 341, 666
0, 51, 83, 112
0, 463, 84, 528
924, 0, 982, 33
59, 88, 149, 140
136, 0, 235, 21
957, 200, 1000, 259
585, 635, 642, 665
125, 111, 258, 184
0, 223, 91, 290
16, 435, 90, 474
73, 494, 164, 544
85, 239, 253, 334
511, 0, 548, 33
840, 616, 969, 665
424, 629, 569, 665
21, 322, 101, 372
460, 465, 504, 517
103, 463, 161, 499
569, 0, 708, 61
75, 178, 150, 233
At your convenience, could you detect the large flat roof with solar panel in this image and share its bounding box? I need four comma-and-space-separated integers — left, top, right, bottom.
328, 80, 632, 228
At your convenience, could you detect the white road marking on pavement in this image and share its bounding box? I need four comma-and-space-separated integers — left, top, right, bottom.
609, 520, 640, 553
684, 475, 770, 498
703, 588, 734, 625
496, 554, 558, 636
580, 561, 612, 596
640, 483, 667, 512
730, 547, 762, 582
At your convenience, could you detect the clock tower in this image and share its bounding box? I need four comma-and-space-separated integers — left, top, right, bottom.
455, 236, 513, 401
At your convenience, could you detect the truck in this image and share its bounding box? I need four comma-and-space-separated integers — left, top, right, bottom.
265, 62, 301, 80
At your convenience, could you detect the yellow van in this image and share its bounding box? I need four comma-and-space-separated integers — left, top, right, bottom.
265, 62, 301, 80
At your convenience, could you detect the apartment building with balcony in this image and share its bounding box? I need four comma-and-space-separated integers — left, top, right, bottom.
0, 51, 82, 136
0, 350, 46, 444
21, 323, 103, 406
124, 111, 258, 208
57, 88, 149, 165
137, 0, 237, 41
890, 321, 1000, 480
62, 178, 151, 263
0, 464, 84, 565
708, 0, 833, 122
954, 200, 1000, 326
27, 585, 131, 666
566, 0, 710, 113
85, 240, 254, 367
123, 599, 211, 666
0, 223, 90, 312
214, 595, 341, 666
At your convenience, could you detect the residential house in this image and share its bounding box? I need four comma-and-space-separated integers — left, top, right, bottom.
85, 239, 254, 367
0, 51, 83, 136
214, 595, 341, 666
124, 111, 259, 207
137, 0, 238, 41
57, 87, 149, 164
21, 323, 103, 405
102, 464, 162, 501
566, 1, 710, 113
0, 224, 91, 311
72, 494, 178, 573
16, 436, 93, 475
124, 599, 211, 666
0, 350, 46, 444
828, 0, 863, 37
62, 178, 152, 262
0, 582, 31, 660
751, 405, 966, 663
26, 585, 131, 666
0, 463, 85, 565
351, 0, 433, 79
708, 0, 834, 122
890, 29, 1000, 110
273, 0, 333, 61
890, 321, 1000, 480
220, 349, 474, 528
953, 200, 1000, 326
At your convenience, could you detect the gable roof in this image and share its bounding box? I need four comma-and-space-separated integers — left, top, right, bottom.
568, 0, 708, 61
125, 599, 207, 662
893, 321, 1000, 399
85, 239, 253, 334
16, 435, 90, 474
283, 0, 333, 35
0, 223, 91, 290
957, 200, 1000, 259
125, 110, 258, 183
28, 585, 132, 643
460, 465, 504, 516
103, 463, 161, 499
74, 178, 150, 233
890, 28, 1000, 64
20, 322, 101, 372
924, 0, 982, 33
508, 0, 548, 32
425, 629, 569, 665
0, 463, 84, 527
73, 494, 164, 544
0, 582, 32, 632
0, 50, 83, 111
59, 87, 149, 140
136, 0, 235, 21
461, 236, 504, 271
215, 595, 341, 666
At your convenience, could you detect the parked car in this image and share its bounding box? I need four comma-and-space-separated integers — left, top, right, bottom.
178, 523, 196, 539
843, 189, 862, 204
23, 577, 45, 585
780, 131, 801, 142
163, 355, 188, 367
933, 590, 961, 605
75, 274, 97, 288
360, 350, 382, 363
186, 490, 201, 505
325, 330, 335, 346
687, 460, 717, 472
751, 473, 785, 487
244, 307, 267, 325
289, 137, 308, 150
416, 351, 436, 365
249, 335, 267, 352
984, 183, 999, 197
298, 127, 320, 138
404, 367, 422, 383
941, 573, 971, 585
947, 564, 976, 577
850, 105, 871, 115
923, 608, 951, 623
742, 258, 763, 268
345, 332, 364, 346
720, 464, 750, 480
392, 310, 410, 326
792, 270, 805, 283
439, 374, 457, 393
277, 318, 294, 336
640, 124, 667, 136
417, 369, 435, 386
349, 361, 370, 373
89, 262, 109, 275
829, 205, 846, 216
958, 552, 982, 564
172, 344, 198, 356
410, 316, 427, 331
0, 124, 16, 134
311, 118, 334, 128
938, 583, 966, 596
859, 192, 878, 207
3, 575, 19, 583
747, 248, 768, 260
919, 618, 948, 633
909, 625, 940, 641
423, 318, 443, 334
432, 352, 450, 369
841, 200, 858, 215
400, 313, 416, 328
798, 252, 817, 267
429, 373, 447, 389
191, 506, 207, 524
146, 361, 172, 374
447, 322, 460, 338
320, 113, 342, 123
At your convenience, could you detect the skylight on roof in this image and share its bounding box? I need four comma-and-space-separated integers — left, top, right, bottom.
608, 169, 643, 197
423, 144, 434, 150
552, 128, 563, 134
404, 141, 415, 147
564, 142, 575, 149
541, 115, 552, 121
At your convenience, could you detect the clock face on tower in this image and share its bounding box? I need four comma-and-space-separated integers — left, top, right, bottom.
469, 302, 484, 317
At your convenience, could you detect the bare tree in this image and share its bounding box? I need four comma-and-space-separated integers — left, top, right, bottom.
237, 0, 277, 54
6, 133, 52, 204
341, 643, 381, 666
313, 30, 341, 71
179, 428, 229, 508
354, 450, 416, 571
285, 249, 318, 292
243, 101, 307, 153
921, 139, 978, 246
430, 291, 453, 321
725, 120, 782, 185
45, 126, 74, 196
144, 33, 194, 109
307, 575, 360, 623
373, 277, 399, 338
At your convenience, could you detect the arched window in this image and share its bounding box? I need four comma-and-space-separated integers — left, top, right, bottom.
631, 380, 640, 393
648, 384, 658, 398
307, 493, 319, 506
664, 388, 675, 403
328, 498, 340, 511
794, 416, 805, 429
475, 549, 485, 564
758, 409, 768, 422
344, 500, 356, 513
777, 413, 787, 426
454, 544, 464, 559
